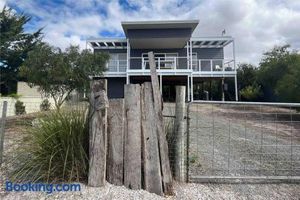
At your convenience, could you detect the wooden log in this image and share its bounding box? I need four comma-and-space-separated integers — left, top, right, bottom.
174, 86, 186, 182
88, 79, 108, 187
0, 101, 8, 166
107, 99, 125, 185
141, 82, 163, 195
148, 52, 173, 194
124, 84, 142, 189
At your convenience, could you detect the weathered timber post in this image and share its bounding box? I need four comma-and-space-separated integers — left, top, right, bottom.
0, 101, 8, 165
88, 79, 108, 187
107, 99, 125, 185
124, 84, 142, 189
148, 52, 173, 195
174, 86, 186, 182
141, 82, 163, 195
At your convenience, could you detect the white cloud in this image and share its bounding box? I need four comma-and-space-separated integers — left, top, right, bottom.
0, 0, 7, 9
5, 0, 300, 65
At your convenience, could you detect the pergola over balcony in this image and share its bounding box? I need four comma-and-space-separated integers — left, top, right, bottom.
190, 36, 233, 48
87, 38, 128, 49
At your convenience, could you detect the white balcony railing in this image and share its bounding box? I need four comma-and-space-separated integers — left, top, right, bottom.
105, 57, 235, 73
193, 59, 235, 72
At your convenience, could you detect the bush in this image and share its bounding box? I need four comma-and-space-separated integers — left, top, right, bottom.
15, 100, 26, 115
40, 99, 51, 111
11, 108, 89, 183
240, 85, 262, 101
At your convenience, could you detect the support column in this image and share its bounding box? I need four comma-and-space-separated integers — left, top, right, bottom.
126, 39, 130, 85
221, 77, 225, 101
191, 75, 193, 102
187, 75, 190, 102
235, 75, 238, 101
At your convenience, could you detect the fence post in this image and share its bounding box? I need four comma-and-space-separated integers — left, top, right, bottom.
88, 79, 108, 187
174, 86, 186, 182
0, 101, 8, 166
124, 84, 142, 189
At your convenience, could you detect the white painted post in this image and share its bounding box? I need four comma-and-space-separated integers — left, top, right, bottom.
190, 40, 192, 70
186, 42, 189, 70
191, 75, 194, 102
187, 75, 190, 102
235, 75, 238, 101
127, 39, 130, 72
233, 39, 238, 101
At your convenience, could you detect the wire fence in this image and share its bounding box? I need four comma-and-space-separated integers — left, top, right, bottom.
187, 101, 300, 183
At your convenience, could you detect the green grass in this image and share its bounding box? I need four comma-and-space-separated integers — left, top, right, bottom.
11, 108, 89, 183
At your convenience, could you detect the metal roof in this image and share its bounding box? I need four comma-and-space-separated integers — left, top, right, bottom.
121, 20, 199, 37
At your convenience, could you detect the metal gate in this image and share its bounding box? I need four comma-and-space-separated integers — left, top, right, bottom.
186, 101, 300, 183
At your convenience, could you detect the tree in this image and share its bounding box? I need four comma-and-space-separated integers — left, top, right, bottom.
235, 63, 261, 101
237, 63, 258, 89
275, 54, 300, 103
0, 6, 42, 95
19, 43, 109, 110
257, 45, 291, 101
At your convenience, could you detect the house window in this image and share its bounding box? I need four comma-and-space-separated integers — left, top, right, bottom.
192, 53, 198, 71
142, 53, 178, 69
108, 53, 127, 72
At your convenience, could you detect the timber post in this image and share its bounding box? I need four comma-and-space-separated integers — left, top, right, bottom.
88, 79, 108, 187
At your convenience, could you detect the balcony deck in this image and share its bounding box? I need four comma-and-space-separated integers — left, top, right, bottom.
103, 57, 236, 77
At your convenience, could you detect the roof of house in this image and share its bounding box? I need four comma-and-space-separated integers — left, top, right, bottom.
121, 20, 199, 37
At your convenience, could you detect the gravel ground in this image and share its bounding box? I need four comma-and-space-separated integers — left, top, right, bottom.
187, 104, 300, 177
1, 108, 300, 199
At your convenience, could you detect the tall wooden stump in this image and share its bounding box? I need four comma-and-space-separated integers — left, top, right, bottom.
124, 84, 142, 189
88, 79, 108, 187
141, 83, 163, 195
148, 52, 173, 194
107, 99, 125, 185
174, 86, 186, 182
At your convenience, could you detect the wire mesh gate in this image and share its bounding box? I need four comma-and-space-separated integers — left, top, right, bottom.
186, 101, 300, 183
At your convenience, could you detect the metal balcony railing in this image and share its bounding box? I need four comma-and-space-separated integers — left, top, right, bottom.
105, 57, 236, 73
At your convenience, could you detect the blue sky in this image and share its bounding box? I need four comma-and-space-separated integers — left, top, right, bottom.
1, 0, 300, 64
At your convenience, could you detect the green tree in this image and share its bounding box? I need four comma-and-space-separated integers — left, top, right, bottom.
257, 45, 291, 101
19, 43, 109, 109
234, 63, 261, 101
275, 54, 300, 103
0, 6, 42, 94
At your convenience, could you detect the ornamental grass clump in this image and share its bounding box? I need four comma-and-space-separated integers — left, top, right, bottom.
11, 108, 89, 183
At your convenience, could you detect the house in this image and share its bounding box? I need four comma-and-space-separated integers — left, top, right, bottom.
87, 20, 237, 102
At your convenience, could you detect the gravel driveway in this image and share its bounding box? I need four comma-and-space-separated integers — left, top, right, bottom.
188, 103, 300, 178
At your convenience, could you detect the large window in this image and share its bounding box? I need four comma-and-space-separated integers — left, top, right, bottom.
107, 53, 127, 72
142, 53, 178, 69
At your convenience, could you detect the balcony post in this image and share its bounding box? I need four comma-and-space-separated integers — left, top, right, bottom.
127, 39, 130, 72
189, 40, 192, 70
210, 60, 213, 72
191, 75, 193, 102
186, 42, 189, 70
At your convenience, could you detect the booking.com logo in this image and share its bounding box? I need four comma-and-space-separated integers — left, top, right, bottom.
5, 181, 81, 194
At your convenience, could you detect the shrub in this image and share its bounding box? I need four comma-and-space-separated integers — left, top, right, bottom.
15, 100, 26, 115
11, 108, 89, 183
40, 99, 51, 111
240, 85, 262, 101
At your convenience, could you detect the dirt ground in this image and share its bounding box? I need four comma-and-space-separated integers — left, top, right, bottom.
0, 110, 299, 199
